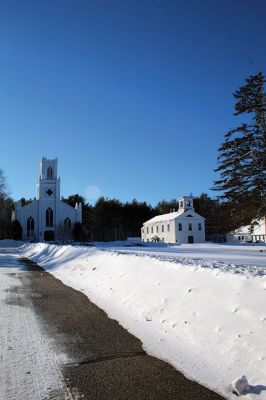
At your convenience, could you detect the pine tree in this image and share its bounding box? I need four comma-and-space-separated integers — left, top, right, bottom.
214, 72, 266, 226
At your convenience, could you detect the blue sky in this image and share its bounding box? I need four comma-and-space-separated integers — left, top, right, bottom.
0, 0, 265, 205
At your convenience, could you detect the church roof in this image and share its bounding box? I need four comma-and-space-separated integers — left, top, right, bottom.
143, 209, 204, 225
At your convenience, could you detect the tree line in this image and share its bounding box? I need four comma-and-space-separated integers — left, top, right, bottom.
62, 193, 232, 242
0, 182, 232, 242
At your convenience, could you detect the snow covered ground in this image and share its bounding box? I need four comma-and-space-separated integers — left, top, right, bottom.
19, 241, 266, 399
99, 241, 266, 272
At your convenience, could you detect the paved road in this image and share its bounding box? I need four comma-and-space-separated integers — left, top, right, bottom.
0, 248, 72, 400
0, 247, 226, 400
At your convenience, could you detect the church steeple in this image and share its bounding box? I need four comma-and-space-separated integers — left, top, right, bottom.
178, 196, 194, 212
40, 157, 58, 180
36, 157, 60, 200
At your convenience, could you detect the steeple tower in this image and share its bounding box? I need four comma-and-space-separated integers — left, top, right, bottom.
178, 196, 194, 212
36, 157, 60, 200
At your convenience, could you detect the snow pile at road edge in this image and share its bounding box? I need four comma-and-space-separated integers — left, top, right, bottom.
21, 243, 266, 400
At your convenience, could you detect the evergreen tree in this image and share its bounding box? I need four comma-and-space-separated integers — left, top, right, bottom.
155, 198, 179, 214
63, 194, 93, 241
123, 199, 155, 238
72, 222, 84, 242
193, 193, 231, 238
214, 72, 266, 226
92, 197, 123, 241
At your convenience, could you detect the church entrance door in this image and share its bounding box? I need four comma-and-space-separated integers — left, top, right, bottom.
188, 236, 194, 244
44, 230, 55, 242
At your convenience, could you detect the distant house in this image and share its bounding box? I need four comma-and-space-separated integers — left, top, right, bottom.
226, 217, 266, 243
141, 196, 205, 244
226, 225, 252, 243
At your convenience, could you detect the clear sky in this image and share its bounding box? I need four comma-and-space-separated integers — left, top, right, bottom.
0, 0, 265, 205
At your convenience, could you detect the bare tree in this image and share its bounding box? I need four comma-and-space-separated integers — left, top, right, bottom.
0, 169, 14, 239
0, 168, 7, 198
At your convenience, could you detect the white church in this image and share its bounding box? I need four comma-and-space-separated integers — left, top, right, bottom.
13, 157, 82, 242
141, 196, 205, 244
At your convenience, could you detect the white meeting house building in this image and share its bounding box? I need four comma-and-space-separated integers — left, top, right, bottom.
13, 157, 82, 242
141, 196, 205, 244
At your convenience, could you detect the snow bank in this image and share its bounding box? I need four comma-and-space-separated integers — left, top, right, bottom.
21, 243, 266, 399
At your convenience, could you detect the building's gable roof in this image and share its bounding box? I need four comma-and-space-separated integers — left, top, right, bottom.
229, 217, 266, 236
143, 210, 183, 225
143, 209, 205, 225
60, 200, 78, 212
230, 225, 251, 235
18, 199, 38, 209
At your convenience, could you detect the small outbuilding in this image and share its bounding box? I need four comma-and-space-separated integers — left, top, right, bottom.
141, 196, 205, 244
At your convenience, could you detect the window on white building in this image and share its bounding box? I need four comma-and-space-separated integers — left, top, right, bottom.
156, 225, 158, 233
147, 227, 149, 234
178, 223, 182, 231
162, 225, 164, 232
46, 208, 53, 227
64, 217, 71, 234
151, 227, 153, 234
47, 167, 53, 180
27, 217, 34, 237
189, 223, 192, 231
198, 223, 202, 231
167, 224, 170, 232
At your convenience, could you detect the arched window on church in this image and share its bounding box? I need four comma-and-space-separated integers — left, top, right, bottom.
64, 217, 71, 239
27, 217, 35, 237
64, 217, 71, 231
46, 208, 53, 227
47, 167, 53, 180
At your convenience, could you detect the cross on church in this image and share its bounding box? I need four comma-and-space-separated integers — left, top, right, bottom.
46, 189, 53, 196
